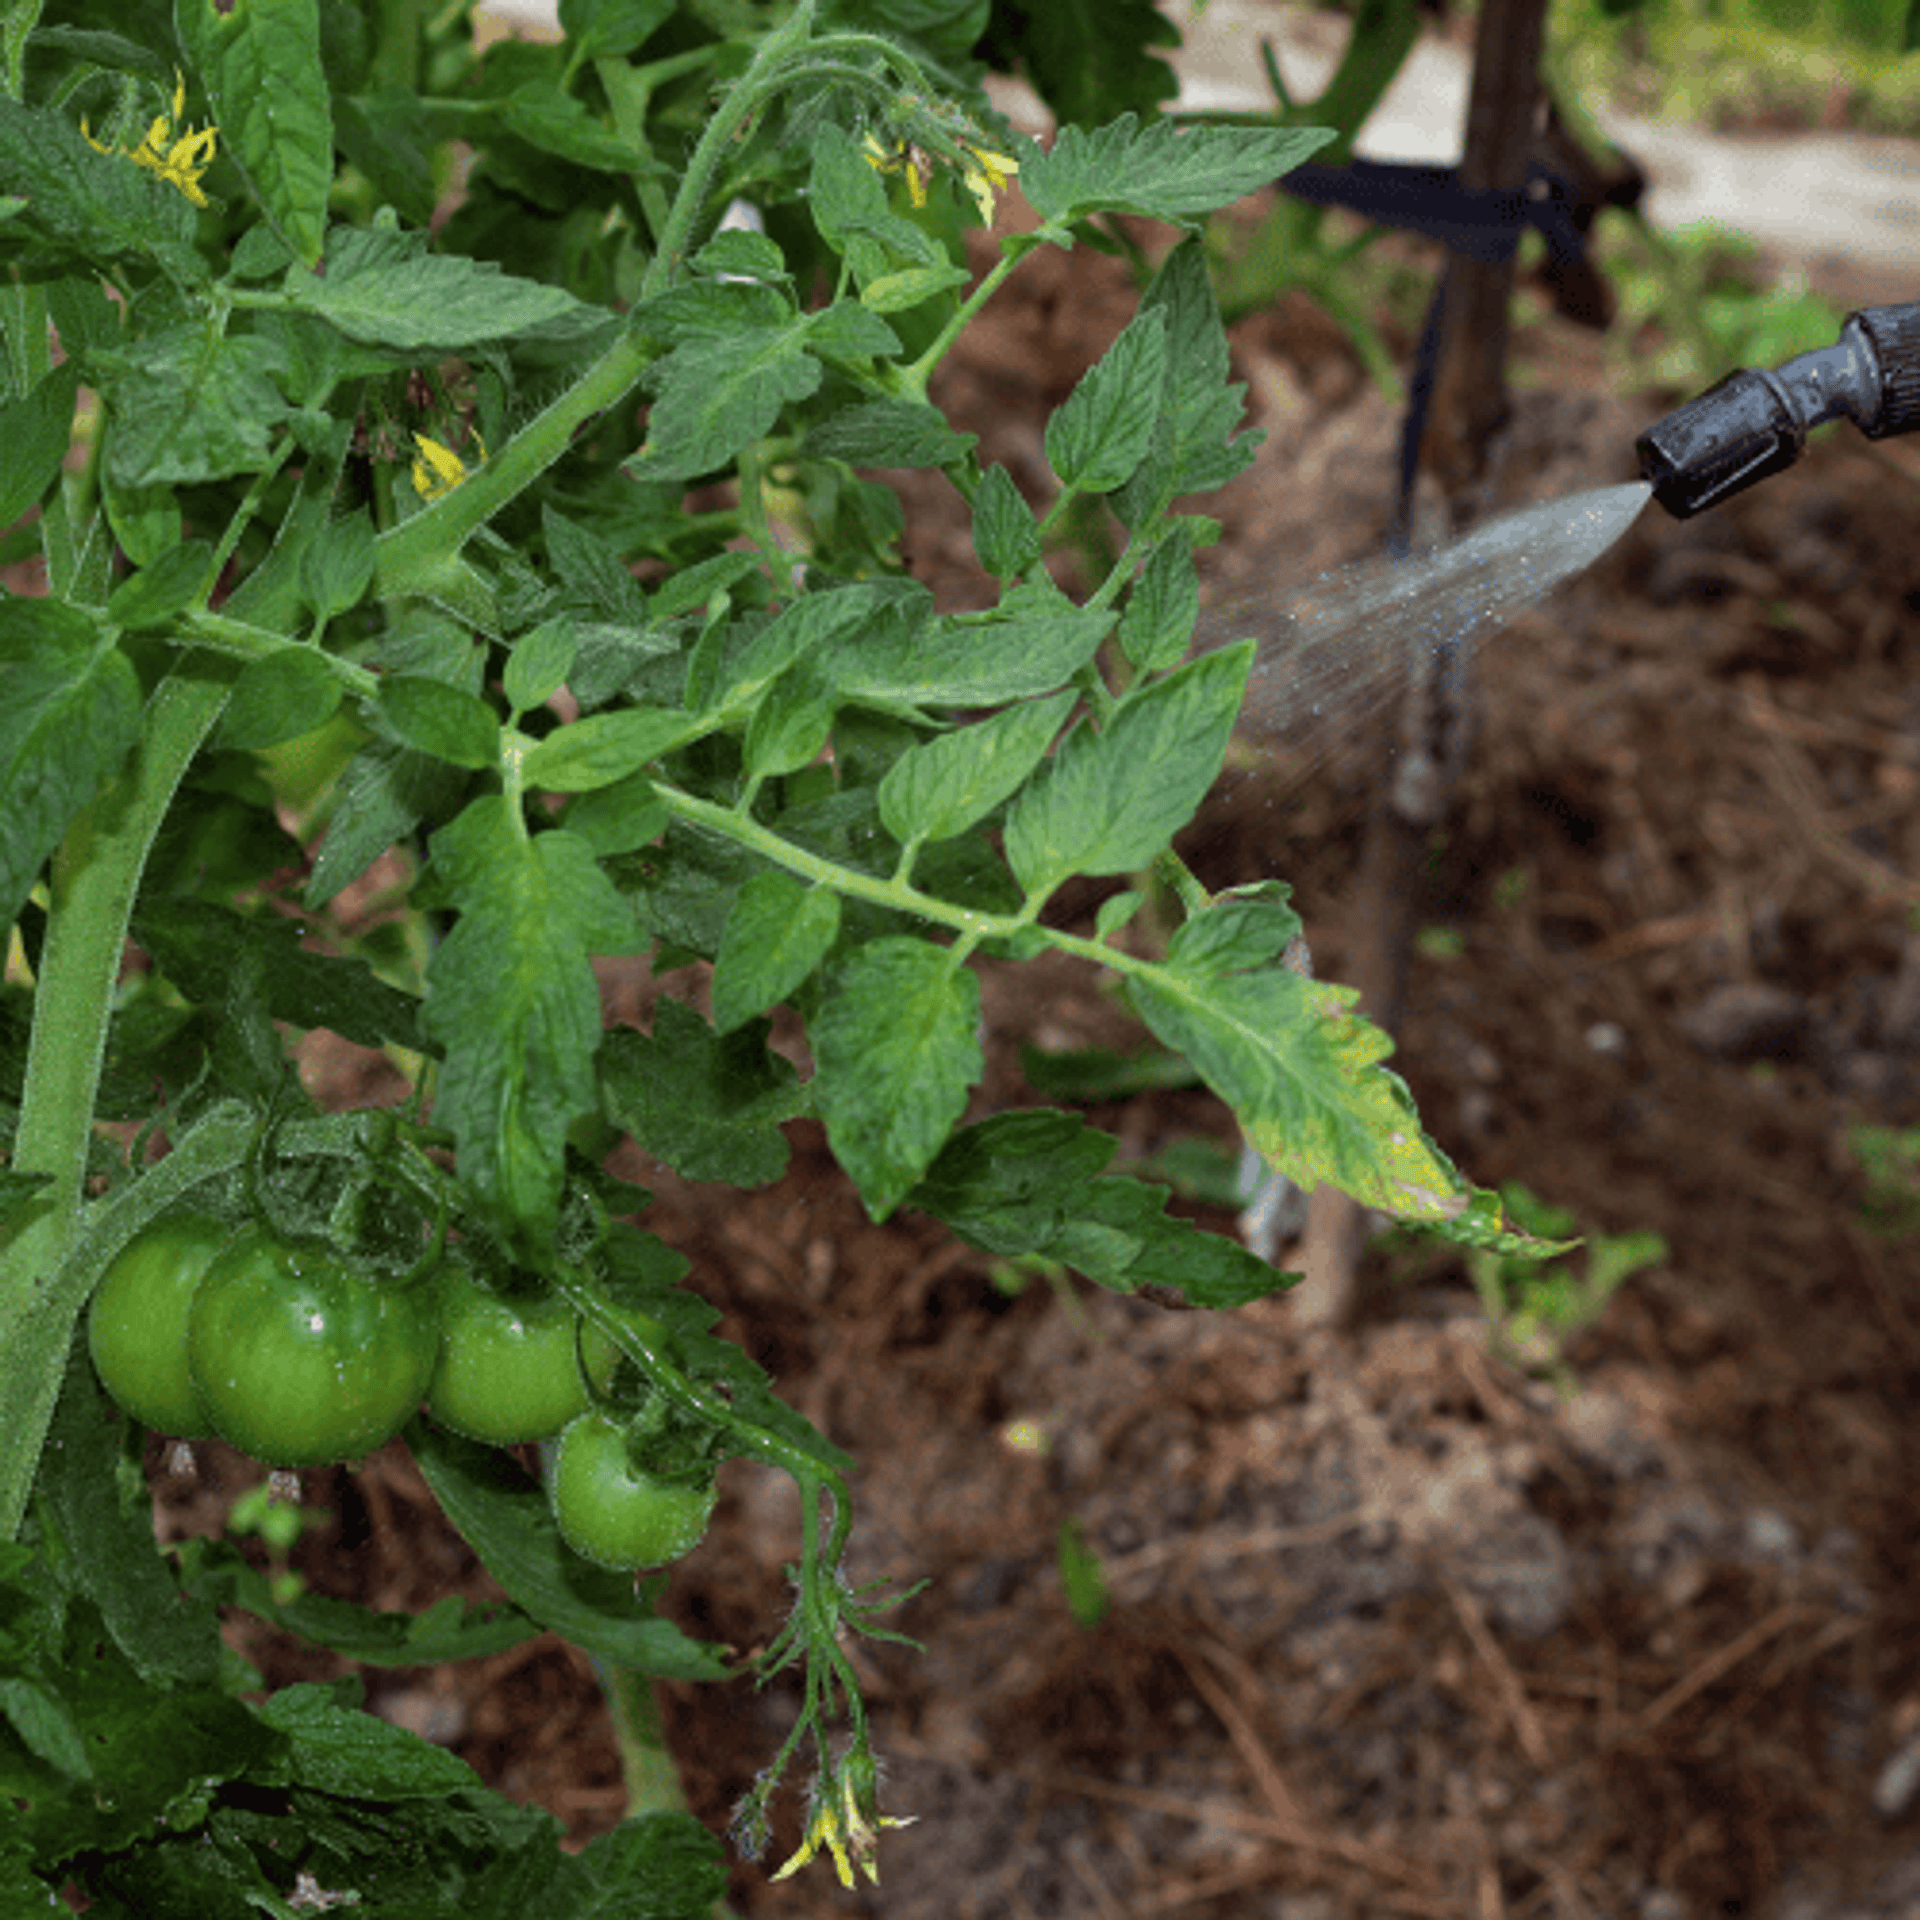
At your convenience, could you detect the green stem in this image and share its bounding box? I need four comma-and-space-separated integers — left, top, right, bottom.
178, 608, 380, 697
0, 658, 237, 1540
370, 321, 664, 606
597, 1659, 689, 1817
898, 241, 1034, 399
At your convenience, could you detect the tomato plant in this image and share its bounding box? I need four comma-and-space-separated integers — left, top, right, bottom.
86, 1212, 229, 1437
186, 1228, 441, 1468
549, 1409, 720, 1571
0, 0, 1576, 1909
428, 1269, 619, 1446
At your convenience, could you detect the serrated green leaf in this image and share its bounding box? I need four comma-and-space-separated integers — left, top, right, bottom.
255, 1682, 489, 1800
803, 397, 975, 470
0, 359, 80, 532
178, 1540, 538, 1665
807, 119, 897, 254
1004, 640, 1251, 898
824, 580, 1110, 707
1115, 237, 1263, 521
1119, 535, 1200, 671
422, 804, 643, 1247
177, 0, 333, 267
1166, 882, 1302, 975
330, 85, 436, 226
542, 503, 647, 622
505, 620, 580, 715
971, 462, 1041, 580
379, 674, 500, 770
810, 938, 982, 1218
0, 96, 205, 285
36, 1347, 226, 1690
707, 584, 889, 714
859, 262, 972, 311
904, 1108, 1288, 1306
710, 871, 840, 1033
1131, 962, 1468, 1220
562, 774, 666, 859
93, 325, 288, 486
104, 539, 212, 630
693, 225, 788, 282
629, 319, 821, 482
132, 896, 427, 1052
1021, 114, 1335, 224
879, 690, 1074, 848
0, 1676, 90, 1778
600, 1003, 805, 1185
1045, 306, 1166, 494
409, 1418, 731, 1677
98, 470, 180, 569
299, 510, 375, 620
522, 706, 702, 792
503, 79, 641, 172
558, 0, 675, 58
217, 647, 344, 750
305, 736, 464, 908
0, 600, 141, 937
285, 224, 585, 351
804, 301, 902, 360
742, 655, 837, 778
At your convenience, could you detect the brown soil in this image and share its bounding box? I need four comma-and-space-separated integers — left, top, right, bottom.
157, 199, 1920, 1920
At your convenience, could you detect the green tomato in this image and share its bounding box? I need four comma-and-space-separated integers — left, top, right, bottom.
427, 1273, 620, 1446
187, 1228, 440, 1468
88, 1213, 231, 1437
549, 1410, 717, 1571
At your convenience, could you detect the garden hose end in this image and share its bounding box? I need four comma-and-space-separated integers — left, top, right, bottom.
1636, 300, 1920, 519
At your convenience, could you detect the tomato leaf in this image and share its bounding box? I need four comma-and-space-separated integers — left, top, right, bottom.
91, 326, 288, 487
421, 804, 643, 1250
1115, 238, 1265, 523
823, 581, 1109, 708
1118, 534, 1201, 672
0, 359, 81, 534
599, 1002, 806, 1186
285, 223, 586, 351
130, 897, 429, 1054
1019, 114, 1336, 224
801, 396, 976, 470
1129, 962, 1470, 1222
177, 1541, 540, 1665
0, 96, 205, 285
377, 674, 500, 770
1045, 306, 1166, 495
810, 938, 982, 1219
971, 462, 1043, 581
1004, 640, 1250, 899
710, 871, 840, 1034
0, 599, 141, 942
904, 1109, 1292, 1308
177, 0, 332, 267
878, 690, 1074, 849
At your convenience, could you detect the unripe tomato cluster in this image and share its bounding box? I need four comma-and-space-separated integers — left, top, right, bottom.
86, 1214, 718, 1569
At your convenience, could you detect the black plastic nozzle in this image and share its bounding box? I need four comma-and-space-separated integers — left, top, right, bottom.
1637, 301, 1920, 519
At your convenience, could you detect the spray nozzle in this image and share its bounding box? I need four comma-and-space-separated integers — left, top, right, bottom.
1636, 301, 1920, 519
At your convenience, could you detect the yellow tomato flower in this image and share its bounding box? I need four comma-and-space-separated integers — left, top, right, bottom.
769, 1764, 915, 1889
86, 72, 217, 209
958, 144, 1019, 226
410, 431, 484, 502
861, 131, 929, 209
